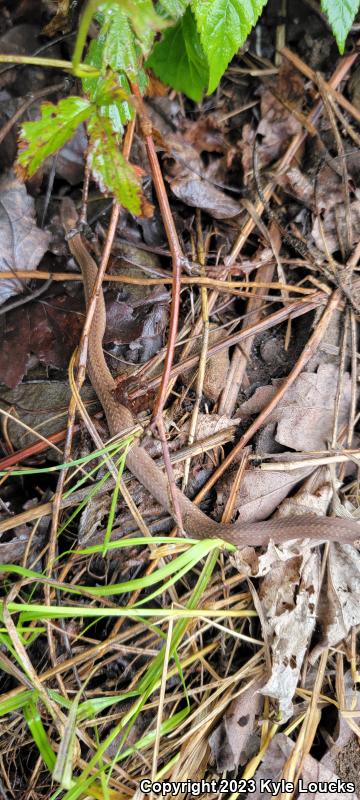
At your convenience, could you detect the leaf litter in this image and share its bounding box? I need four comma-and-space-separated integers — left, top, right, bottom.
0, 3, 359, 797
0, 171, 50, 305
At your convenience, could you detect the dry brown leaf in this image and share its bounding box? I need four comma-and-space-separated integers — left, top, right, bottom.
0, 172, 50, 305
250, 733, 292, 798
0, 288, 84, 388
271, 466, 335, 522
277, 166, 314, 207
208, 679, 264, 771
312, 163, 345, 213
258, 548, 320, 718
312, 198, 360, 254
234, 469, 337, 577
0, 527, 44, 564
239, 364, 351, 452
164, 135, 241, 218
0, 382, 96, 450
78, 495, 111, 544
182, 115, 226, 154
43, 0, 70, 35
301, 749, 359, 799
233, 470, 357, 716
185, 411, 240, 442
250, 733, 359, 799
184, 324, 230, 402
170, 174, 241, 219
0, 25, 40, 90
311, 543, 360, 661
216, 460, 312, 524
105, 285, 169, 362
321, 670, 360, 788
54, 124, 88, 185
241, 62, 304, 180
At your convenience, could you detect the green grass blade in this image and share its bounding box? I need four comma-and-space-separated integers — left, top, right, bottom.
23, 700, 57, 771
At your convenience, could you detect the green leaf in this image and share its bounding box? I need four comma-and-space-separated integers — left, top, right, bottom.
103, 6, 139, 74
192, 0, 267, 94
53, 692, 80, 789
17, 97, 92, 177
82, 5, 147, 135
321, 0, 359, 52
87, 113, 143, 213
147, 6, 208, 101
158, 0, 190, 20
83, 55, 134, 137
98, 0, 163, 52
23, 701, 56, 772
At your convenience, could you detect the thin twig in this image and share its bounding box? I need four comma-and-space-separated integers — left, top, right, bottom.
182, 212, 210, 489
133, 84, 184, 530
0, 81, 65, 145
129, 291, 328, 397
331, 308, 349, 449
348, 309, 358, 448
0, 269, 322, 292
316, 72, 352, 256
0, 278, 52, 316
281, 46, 360, 124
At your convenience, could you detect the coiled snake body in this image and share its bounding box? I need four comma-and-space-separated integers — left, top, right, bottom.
61, 198, 359, 548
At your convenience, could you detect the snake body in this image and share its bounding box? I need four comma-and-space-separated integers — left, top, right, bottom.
61, 198, 359, 548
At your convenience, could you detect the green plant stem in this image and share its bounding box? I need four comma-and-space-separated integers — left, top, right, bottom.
72, 0, 99, 70
0, 54, 99, 76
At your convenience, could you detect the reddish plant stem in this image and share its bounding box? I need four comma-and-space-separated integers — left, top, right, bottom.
132, 83, 184, 529
0, 424, 81, 470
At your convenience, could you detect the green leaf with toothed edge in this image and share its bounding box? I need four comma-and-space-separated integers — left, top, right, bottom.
192, 0, 267, 94
87, 114, 143, 214
83, 36, 134, 137
96, 0, 163, 53
158, 0, 190, 20
17, 97, 92, 177
321, 0, 360, 53
147, 6, 209, 101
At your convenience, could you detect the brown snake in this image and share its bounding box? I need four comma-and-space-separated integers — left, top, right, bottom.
61, 197, 359, 548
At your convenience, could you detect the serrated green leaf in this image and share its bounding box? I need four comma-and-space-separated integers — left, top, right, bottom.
87, 114, 142, 213
158, 0, 190, 20
321, 0, 359, 52
17, 97, 92, 177
103, 6, 139, 74
192, 0, 267, 94
82, 34, 107, 99
83, 38, 134, 135
147, 6, 208, 101
91, 72, 130, 106
98, 0, 163, 52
